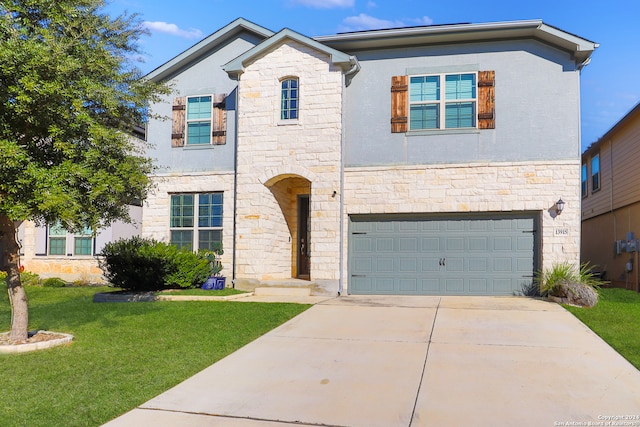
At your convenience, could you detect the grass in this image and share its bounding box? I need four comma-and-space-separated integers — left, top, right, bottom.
0, 285, 310, 427
564, 287, 640, 370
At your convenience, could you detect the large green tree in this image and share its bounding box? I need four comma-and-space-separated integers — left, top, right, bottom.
0, 0, 168, 341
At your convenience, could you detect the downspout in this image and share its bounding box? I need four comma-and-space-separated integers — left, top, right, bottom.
338, 56, 360, 296
232, 81, 240, 288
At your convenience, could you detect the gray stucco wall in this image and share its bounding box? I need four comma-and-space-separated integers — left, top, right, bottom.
147, 33, 264, 173
343, 39, 581, 167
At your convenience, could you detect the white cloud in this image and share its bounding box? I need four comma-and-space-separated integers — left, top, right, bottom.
142, 21, 203, 39
340, 14, 403, 31
291, 0, 354, 8
410, 16, 434, 26
340, 13, 434, 32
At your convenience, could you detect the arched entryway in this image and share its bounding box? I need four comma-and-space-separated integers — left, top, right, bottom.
264, 174, 311, 279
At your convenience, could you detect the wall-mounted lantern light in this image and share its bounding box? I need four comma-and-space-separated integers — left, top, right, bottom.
555, 198, 565, 215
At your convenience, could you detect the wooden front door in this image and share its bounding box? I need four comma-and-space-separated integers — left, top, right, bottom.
297, 195, 310, 279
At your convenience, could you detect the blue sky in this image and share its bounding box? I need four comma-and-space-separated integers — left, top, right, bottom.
105, 0, 640, 151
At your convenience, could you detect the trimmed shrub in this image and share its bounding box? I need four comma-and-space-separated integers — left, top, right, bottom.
43, 277, 67, 288
98, 237, 212, 291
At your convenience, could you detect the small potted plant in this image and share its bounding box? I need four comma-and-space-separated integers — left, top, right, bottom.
201, 244, 225, 290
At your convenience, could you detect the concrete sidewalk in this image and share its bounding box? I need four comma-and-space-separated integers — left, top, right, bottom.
103, 296, 640, 427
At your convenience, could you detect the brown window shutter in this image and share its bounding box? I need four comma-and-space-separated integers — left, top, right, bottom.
212, 93, 227, 145
171, 96, 186, 147
478, 71, 495, 129
391, 75, 408, 133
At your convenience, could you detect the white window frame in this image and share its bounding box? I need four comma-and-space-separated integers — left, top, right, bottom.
409, 72, 477, 131
170, 192, 223, 251
280, 77, 299, 123
47, 223, 94, 256
186, 95, 213, 145
591, 153, 600, 193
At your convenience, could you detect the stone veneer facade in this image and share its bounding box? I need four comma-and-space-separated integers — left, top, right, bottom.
234, 40, 343, 290
19, 221, 104, 282
141, 171, 236, 271
342, 160, 581, 289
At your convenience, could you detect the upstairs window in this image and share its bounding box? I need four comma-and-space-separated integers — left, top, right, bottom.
581, 163, 588, 198
186, 95, 212, 145
409, 73, 476, 130
392, 71, 494, 133
171, 94, 227, 147
281, 78, 299, 120
591, 153, 600, 192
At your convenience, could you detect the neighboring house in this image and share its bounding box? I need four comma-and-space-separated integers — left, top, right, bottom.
17, 127, 146, 283
142, 18, 597, 296
17, 207, 141, 283
581, 102, 640, 291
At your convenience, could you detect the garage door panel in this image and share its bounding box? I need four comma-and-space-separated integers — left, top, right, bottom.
493, 237, 513, 251
492, 278, 513, 293
399, 258, 418, 272
352, 237, 373, 252
468, 237, 488, 251
468, 258, 488, 272
422, 258, 441, 272
446, 237, 464, 251
399, 237, 418, 252
353, 258, 372, 274
469, 279, 488, 292
421, 237, 440, 251
445, 257, 464, 272
445, 278, 464, 293
349, 214, 537, 296
375, 278, 395, 292
376, 237, 394, 252
493, 258, 513, 272
399, 278, 418, 292
375, 258, 394, 273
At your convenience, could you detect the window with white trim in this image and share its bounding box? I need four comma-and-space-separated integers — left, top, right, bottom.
48, 223, 94, 256
170, 193, 223, 251
280, 78, 299, 120
409, 73, 476, 130
48, 223, 66, 255
186, 95, 212, 145
591, 153, 600, 192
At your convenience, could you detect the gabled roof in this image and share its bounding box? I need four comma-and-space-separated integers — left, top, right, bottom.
223, 28, 354, 77
583, 102, 640, 157
315, 20, 598, 67
146, 18, 274, 82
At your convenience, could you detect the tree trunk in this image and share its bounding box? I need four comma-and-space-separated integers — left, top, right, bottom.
0, 214, 28, 342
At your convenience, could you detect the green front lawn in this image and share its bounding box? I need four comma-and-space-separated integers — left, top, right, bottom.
0, 286, 310, 427
564, 287, 640, 370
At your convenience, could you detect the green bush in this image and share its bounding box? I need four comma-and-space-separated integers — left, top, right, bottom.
0, 271, 42, 286
98, 237, 212, 291
43, 277, 67, 288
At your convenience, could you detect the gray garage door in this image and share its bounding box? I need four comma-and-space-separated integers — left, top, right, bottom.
348, 214, 537, 296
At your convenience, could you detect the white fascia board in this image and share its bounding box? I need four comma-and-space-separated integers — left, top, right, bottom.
145, 18, 274, 82
223, 28, 352, 76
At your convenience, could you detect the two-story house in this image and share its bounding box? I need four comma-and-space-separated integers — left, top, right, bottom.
141, 18, 596, 296
581, 102, 640, 291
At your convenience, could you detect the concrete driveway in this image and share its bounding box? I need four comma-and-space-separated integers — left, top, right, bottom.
103, 296, 640, 427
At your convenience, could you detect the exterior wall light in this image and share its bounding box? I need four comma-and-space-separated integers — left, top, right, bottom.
555, 198, 565, 215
